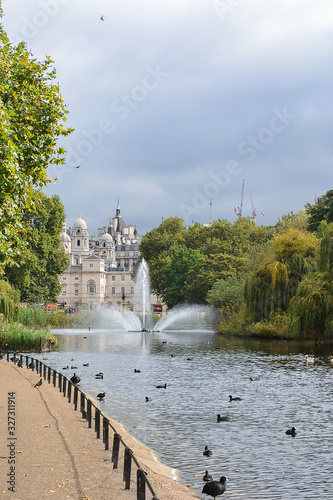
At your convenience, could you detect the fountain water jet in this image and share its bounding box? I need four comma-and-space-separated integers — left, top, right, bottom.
134, 258, 153, 331
153, 304, 216, 332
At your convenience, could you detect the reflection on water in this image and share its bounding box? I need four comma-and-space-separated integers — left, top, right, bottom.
38, 329, 333, 499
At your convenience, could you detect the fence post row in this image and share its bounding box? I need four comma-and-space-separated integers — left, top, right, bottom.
5, 353, 160, 500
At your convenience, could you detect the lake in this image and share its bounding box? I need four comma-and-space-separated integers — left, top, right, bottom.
35, 329, 333, 499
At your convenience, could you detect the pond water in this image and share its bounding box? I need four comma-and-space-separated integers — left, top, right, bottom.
35, 329, 333, 499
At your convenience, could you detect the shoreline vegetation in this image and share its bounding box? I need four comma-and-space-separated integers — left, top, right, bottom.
0, 306, 332, 352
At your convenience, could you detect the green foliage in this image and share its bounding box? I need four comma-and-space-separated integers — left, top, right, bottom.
140, 216, 273, 306
4, 190, 69, 302
186, 253, 245, 304
139, 217, 187, 296
317, 223, 333, 274
162, 248, 203, 308
305, 190, 333, 232
0, 281, 19, 321
274, 210, 308, 234
0, 321, 56, 351
288, 273, 333, 338
244, 229, 317, 322
0, 24, 72, 271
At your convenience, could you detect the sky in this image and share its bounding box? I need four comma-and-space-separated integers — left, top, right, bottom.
2, 0, 333, 238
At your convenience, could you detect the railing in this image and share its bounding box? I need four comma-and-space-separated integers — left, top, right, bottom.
5, 352, 159, 500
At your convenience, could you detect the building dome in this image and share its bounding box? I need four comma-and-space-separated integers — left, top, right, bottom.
72, 216, 88, 230
60, 231, 71, 243
100, 232, 113, 243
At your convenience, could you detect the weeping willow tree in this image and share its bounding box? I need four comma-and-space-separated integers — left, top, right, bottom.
244, 229, 317, 323
0, 281, 19, 322
288, 273, 333, 338
288, 225, 333, 338
317, 223, 333, 274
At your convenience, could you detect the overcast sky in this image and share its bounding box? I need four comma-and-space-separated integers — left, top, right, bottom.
2, 0, 333, 237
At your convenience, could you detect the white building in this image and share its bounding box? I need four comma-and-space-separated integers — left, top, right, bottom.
58, 203, 164, 314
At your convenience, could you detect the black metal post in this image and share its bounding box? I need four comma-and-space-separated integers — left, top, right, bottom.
58, 372, 62, 391
74, 386, 78, 411
137, 469, 146, 500
43, 363, 47, 380
103, 417, 109, 450
95, 409, 101, 439
112, 433, 120, 469
62, 377, 67, 396
124, 447, 132, 489
53, 370, 57, 387
47, 366, 51, 383
87, 400, 92, 428
67, 381, 72, 403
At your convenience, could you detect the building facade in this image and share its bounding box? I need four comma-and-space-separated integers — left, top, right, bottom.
58, 203, 164, 314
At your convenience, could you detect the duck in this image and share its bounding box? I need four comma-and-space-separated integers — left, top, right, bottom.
250, 377, 259, 381
286, 426, 297, 436
134, 369, 141, 373
83, 363, 89, 367
305, 355, 314, 363
62, 366, 69, 370
217, 414, 231, 422
202, 476, 227, 498
71, 365, 78, 369
328, 355, 333, 362
70, 373, 81, 385
203, 470, 213, 482
229, 395, 242, 401
97, 392, 105, 400
156, 383, 167, 389
95, 372, 104, 379
145, 396, 152, 402
203, 445, 213, 457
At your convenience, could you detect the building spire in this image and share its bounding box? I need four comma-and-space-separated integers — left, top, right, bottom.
116, 199, 120, 217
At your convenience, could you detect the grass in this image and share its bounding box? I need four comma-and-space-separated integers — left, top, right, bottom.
0, 322, 57, 351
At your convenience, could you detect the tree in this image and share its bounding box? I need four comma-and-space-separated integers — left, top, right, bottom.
0, 281, 19, 322
4, 191, 69, 303
139, 217, 187, 296
244, 229, 317, 322
274, 210, 308, 234
305, 190, 333, 232
186, 253, 244, 304
162, 248, 203, 308
0, 15, 72, 272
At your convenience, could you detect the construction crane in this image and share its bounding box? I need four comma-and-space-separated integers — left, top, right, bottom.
250, 194, 257, 222
237, 179, 245, 216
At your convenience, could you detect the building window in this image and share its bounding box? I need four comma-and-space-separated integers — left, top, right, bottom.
62, 277, 66, 280
77, 229, 81, 235
62, 285, 66, 295
75, 277, 79, 280
112, 287, 115, 294
112, 276, 115, 281
88, 281, 95, 294
77, 240, 80, 246
121, 286, 125, 295
131, 287, 134, 294
74, 286, 79, 295
121, 275, 125, 281
90, 263, 93, 268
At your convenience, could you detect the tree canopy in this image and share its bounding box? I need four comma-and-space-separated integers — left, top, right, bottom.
0, 17, 72, 271
4, 190, 69, 303
306, 191, 333, 233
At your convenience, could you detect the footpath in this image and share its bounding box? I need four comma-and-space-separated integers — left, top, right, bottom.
0, 359, 200, 500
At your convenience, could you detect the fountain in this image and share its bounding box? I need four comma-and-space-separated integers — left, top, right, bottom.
99, 259, 215, 332
153, 304, 216, 332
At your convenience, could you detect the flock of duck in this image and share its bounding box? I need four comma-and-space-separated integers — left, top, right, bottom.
5, 351, 332, 498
